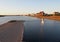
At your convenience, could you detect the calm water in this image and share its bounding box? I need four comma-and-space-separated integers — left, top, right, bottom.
23, 18, 60, 42
0, 16, 39, 25
0, 16, 60, 42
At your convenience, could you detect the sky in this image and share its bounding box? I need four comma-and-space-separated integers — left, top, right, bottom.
0, 0, 60, 15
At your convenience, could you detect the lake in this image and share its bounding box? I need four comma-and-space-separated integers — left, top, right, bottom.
0, 16, 39, 25
23, 17, 60, 42
0, 16, 60, 42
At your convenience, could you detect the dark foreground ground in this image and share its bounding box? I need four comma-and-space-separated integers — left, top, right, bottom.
0, 21, 24, 42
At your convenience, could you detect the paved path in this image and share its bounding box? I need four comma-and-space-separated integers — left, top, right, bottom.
0, 21, 24, 42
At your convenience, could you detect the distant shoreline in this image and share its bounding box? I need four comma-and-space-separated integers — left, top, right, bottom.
0, 15, 60, 21
34, 16, 60, 21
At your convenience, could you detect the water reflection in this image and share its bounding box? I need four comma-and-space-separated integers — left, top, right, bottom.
41, 18, 44, 25
40, 18, 44, 40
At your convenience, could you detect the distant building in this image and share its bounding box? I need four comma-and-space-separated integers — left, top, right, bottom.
36, 11, 45, 16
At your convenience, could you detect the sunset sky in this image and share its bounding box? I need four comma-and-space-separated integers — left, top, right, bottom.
0, 0, 60, 15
